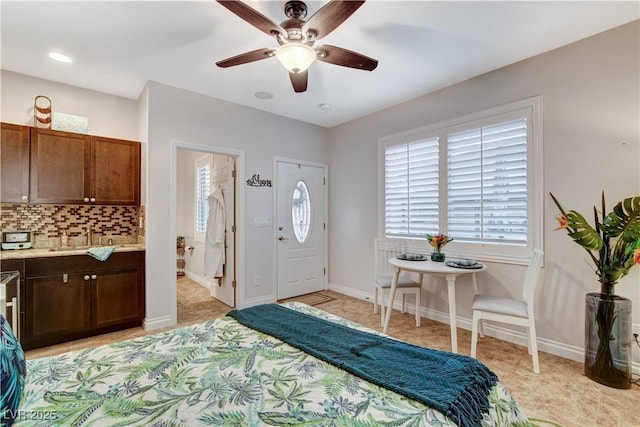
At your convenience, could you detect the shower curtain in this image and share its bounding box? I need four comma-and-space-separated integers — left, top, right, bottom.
204, 187, 225, 279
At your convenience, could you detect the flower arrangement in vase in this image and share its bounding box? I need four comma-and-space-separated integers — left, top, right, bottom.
550, 192, 640, 389
426, 233, 452, 262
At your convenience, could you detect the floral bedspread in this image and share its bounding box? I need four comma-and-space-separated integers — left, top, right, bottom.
16, 303, 530, 426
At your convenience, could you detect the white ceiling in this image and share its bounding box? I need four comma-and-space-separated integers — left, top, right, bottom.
1, 1, 638, 128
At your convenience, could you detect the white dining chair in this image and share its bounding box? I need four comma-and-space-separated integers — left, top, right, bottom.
470, 248, 544, 374
373, 238, 423, 327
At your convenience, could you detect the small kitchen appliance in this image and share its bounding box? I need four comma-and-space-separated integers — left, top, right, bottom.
2, 231, 33, 250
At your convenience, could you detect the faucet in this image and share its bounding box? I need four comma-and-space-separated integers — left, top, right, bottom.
86, 227, 93, 246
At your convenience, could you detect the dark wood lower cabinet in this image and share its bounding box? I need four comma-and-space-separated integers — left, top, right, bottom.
94, 268, 144, 330
22, 251, 145, 350
26, 273, 92, 343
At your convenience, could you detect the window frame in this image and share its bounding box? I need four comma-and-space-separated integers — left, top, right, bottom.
378, 97, 543, 265
194, 155, 213, 244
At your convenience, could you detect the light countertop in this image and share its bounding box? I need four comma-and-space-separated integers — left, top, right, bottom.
0, 244, 145, 260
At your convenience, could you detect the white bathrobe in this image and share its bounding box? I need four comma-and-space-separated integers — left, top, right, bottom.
204, 188, 226, 279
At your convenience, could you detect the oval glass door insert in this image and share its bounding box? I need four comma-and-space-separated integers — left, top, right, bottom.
292, 180, 311, 244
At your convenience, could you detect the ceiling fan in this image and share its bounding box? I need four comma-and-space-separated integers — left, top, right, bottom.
215, 0, 378, 93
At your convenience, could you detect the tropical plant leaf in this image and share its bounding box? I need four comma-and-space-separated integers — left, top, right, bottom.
257, 410, 330, 426
603, 196, 640, 241
566, 210, 603, 251
198, 410, 247, 426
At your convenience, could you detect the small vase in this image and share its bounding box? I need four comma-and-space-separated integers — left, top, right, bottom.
430, 251, 445, 262
584, 282, 631, 389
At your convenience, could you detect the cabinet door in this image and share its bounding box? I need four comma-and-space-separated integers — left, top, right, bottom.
24, 273, 91, 349
91, 136, 140, 205
30, 127, 91, 203
92, 268, 144, 330
1, 123, 30, 203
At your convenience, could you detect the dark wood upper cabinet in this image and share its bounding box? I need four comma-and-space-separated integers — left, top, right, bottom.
91, 136, 140, 205
28, 127, 140, 205
29, 127, 91, 204
1, 123, 31, 203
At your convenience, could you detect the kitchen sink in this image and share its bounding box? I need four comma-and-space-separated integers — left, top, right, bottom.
48, 244, 143, 252
49, 246, 91, 252
48, 245, 94, 252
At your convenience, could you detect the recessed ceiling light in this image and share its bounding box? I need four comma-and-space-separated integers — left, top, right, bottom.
48, 52, 72, 63
254, 91, 273, 100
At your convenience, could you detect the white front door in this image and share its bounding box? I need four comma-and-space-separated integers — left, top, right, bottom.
276, 161, 326, 299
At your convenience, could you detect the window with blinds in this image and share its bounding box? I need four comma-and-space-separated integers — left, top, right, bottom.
384, 137, 439, 238
380, 97, 542, 263
447, 118, 528, 244
196, 163, 211, 235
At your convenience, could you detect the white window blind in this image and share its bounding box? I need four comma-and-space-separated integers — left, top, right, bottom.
379, 97, 542, 264
384, 137, 439, 238
447, 118, 528, 244
196, 163, 211, 234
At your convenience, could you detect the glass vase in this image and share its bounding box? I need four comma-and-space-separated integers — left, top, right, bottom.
430, 251, 445, 262
584, 284, 632, 389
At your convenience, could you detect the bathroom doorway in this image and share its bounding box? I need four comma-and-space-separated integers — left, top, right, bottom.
175, 147, 238, 308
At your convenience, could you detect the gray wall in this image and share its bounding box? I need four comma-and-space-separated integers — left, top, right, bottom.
144, 82, 328, 325
1, 70, 138, 139
326, 21, 640, 365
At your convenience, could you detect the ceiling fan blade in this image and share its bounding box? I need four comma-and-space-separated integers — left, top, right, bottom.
216, 48, 275, 68
303, 0, 366, 39
316, 44, 378, 71
217, 0, 286, 38
289, 70, 308, 93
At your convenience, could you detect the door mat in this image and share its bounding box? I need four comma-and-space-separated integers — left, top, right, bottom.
279, 292, 336, 307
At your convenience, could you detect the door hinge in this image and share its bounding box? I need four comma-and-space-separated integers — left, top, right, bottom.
323, 222, 326, 230
232, 225, 236, 232
323, 267, 326, 276
323, 177, 326, 185
232, 280, 237, 288
232, 169, 236, 178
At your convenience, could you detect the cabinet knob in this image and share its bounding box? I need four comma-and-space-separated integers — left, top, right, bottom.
90, 197, 96, 203
91, 274, 97, 280
84, 197, 90, 203
21, 195, 28, 201
84, 275, 90, 281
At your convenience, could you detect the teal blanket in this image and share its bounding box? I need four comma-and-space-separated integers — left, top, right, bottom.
228, 304, 498, 427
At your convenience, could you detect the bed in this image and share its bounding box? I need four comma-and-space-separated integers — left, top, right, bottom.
8, 302, 529, 426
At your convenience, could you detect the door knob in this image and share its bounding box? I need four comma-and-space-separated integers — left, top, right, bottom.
278, 236, 289, 241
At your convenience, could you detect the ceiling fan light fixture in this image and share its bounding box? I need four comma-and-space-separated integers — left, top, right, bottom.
275, 43, 316, 74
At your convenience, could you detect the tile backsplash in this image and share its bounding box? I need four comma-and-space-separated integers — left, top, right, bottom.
0, 204, 145, 248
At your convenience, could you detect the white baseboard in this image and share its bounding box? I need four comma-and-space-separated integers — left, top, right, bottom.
327, 282, 639, 375
240, 295, 275, 309
184, 270, 211, 289
143, 315, 174, 331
